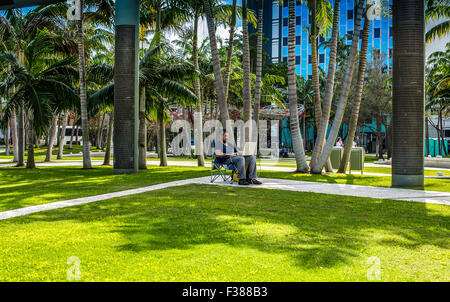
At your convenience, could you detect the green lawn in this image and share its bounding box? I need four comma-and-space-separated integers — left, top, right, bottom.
0, 165, 209, 211
259, 171, 450, 192
0, 184, 448, 281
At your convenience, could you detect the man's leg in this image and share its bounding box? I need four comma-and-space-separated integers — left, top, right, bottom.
245, 155, 257, 180
230, 156, 246, 180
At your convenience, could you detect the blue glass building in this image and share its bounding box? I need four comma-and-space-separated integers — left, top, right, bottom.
249, 0, 393, 79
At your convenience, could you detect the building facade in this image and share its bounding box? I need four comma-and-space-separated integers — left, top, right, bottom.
249, 0, 393, 79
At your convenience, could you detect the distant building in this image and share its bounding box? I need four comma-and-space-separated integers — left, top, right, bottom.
248, 0, 393, 79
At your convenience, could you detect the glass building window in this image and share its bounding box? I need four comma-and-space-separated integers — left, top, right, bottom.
296, 16, 301, 25
283, 0, 288, 7
347, 30, 353, 42
389, 26, 393, 37
308, 74, 312, 80
296, 36, 301, 45
283, 57, 288, 63
296, 56, 300, 65
308, 55, 311, 64
283, 18, 288, 27
319, 53, 325, 64
283, 37, 288, 46
347, 10, 354, 20
389, 48, 393, 59
374, 28, 380, 38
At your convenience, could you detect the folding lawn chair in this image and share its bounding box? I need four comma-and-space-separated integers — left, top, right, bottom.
210, 141, 238, 184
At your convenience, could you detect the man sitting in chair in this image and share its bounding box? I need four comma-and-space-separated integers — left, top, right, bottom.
214, 130, 262, 186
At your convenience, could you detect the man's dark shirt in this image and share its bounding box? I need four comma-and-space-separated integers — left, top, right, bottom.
214, 140, 238, 164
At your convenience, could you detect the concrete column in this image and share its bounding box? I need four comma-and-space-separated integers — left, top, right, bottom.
392, 0, 425, 187
113, 0, 139, 174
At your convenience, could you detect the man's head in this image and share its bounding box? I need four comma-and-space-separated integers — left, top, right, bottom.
222, 130, 229, 143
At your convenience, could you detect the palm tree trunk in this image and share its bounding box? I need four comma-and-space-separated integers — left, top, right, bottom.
224, 0, 237, 102
158, 112, 167, 167
17, 104, 25, 167
253, 0, 264, 127
310, 0, 322, 128
376, 118, 383, 159
439, 110, 447, 155
69, 112, 75, 149
139, 87, 147, 169
204, 0, 229, 126
45, 115, 58, 162
5, 124, 10, 156
11, 109, 18, 162
26, 122, 35, 169
312, 0, 364, 173
75, 123, 79, 144
96, 112, 105, 149
193, 11, 205, 167
338, 13, 369, 173
242, 0, 252, 140
77, 0, 92, 169
310, 0, 340, 169
288, 0, 308, 172
425, 117, 429, 156
57, 111, 68, 159
103, 111, 113, 166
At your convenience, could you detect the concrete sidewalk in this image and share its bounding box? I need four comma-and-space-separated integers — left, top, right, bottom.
0, 176, 448, 221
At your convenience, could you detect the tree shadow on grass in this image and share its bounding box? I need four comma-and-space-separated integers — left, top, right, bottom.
15, 184, 450, 270
0, 166, 209, 211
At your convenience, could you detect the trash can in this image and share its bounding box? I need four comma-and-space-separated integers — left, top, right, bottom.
330, 147, 343, 169
349, 147, 365, 174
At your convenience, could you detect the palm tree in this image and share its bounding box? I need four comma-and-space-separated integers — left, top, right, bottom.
338, 9, 370, 173
0, 32, 78, 169
224, 0, 237, 102
426, 43, 449, 156
425, 0, 450, 45
288, 0, 308, 172
312, 0, 364, 174
192, 10, 205, 167
203, 0, 230, 126
309, 0, 341, 169
253, 0, 264, 128
76, 0, 92, 169
90, 44, 197, 167
242, 0, 252, 132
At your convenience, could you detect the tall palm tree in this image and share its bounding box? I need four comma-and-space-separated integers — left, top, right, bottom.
306, 0, 333, 129
224, 0, 237, 102
253, 0, 264, 126
242, 0, 252, 131
76, 0, 92, 169
338, 9, 370, 173
310, 0, 341, 169
203, 0, 230, 126
288, 0, 308, 172
312, 0, 364, 174
192, 9, 205, 166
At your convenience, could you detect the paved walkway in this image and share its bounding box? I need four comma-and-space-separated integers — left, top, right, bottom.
0, 176, 448, 221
